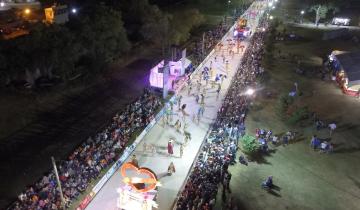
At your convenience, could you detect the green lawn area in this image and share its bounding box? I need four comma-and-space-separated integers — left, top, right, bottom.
215, 14, 360, 210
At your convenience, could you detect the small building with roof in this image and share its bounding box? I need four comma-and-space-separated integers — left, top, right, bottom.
329, 50, 360, 96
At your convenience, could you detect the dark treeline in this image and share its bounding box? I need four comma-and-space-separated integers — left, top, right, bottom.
0, 0, 205, 87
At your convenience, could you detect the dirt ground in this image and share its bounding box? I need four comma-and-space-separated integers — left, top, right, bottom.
215, 20, 360, 210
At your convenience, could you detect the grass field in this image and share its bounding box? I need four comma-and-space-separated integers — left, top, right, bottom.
215, 8, 360, 210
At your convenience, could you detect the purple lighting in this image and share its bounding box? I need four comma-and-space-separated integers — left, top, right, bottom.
149, 60, 165, 88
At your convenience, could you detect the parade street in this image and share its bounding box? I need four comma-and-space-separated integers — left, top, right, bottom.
85, 3, 264, 210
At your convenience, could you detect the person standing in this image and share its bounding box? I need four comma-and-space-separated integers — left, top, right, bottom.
216, 83, 221, 100
169, 100, 174, 111
225, 60, 229, 75
210, 67, 215, 81
195, 94, 200, 103
188, 83, 192, 96
180, 104, 189, 122
167, 139, 174, 156
184, 134, 189, 146
179, 144, 184, 158
196, 106, 202, 124
177, 95, 183, 110
196, 80, 201, 92
199, 101, 205, 117
328, 122, 337, 137
294, 82, 298, 93
167, 162, 176, 175
131, 154, 138, 167
223, 172, 232, 193
200, 94, 205, 105
174, 119, 181, 133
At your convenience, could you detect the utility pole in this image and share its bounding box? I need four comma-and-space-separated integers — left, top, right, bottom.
163, 63, 169, 99
51, 156, 66, 209
202, 32, 205, 59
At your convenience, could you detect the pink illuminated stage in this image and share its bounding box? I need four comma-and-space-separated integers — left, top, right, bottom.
149, 58, 191, 92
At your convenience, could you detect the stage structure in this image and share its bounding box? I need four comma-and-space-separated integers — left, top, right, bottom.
117, 162, 160, 210
149, 51, 191, 98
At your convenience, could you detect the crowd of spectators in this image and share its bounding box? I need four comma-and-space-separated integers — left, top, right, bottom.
11, 89, 162, 210
175, 17, 268, 210
191, 19, 230, 65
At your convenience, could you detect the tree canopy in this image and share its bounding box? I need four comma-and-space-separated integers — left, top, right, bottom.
305, 0, 343, 25
0, 4, 130, 86
0, 0, 206, 87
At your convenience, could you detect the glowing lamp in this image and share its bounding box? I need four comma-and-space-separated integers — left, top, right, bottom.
246, 88, 255, 95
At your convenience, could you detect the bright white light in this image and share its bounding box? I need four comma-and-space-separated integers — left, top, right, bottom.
228, 0, 231, 3
269, 15, 274, 20
332, 17, 350, 25
71, 8, 77, 13
272, 6, 276, 9
274, 0, 278, 2
0, 2, 4, 7
24, 8, 31, 15
301, 10, 305, 15
268, 2, 273, 7
262, 27, 266, 32
245, 88, 255, 95
233, 30, 238, 37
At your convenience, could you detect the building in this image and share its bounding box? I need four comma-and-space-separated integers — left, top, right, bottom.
330, 51, 360, 96
0, 0, 41, 11
44, 4, 69, 24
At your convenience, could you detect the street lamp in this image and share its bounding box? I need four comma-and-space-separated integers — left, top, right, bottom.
0, 2, 5, 7
24, 8, 31, 15
227, 0, 231, 14
269, 15, 274, 20
71, 8, 77, 14
300, 10, 305, 23
245, 88, 255, 96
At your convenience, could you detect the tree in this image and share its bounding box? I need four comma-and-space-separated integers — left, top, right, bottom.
75, 4, 130, 73
140, 7, 172, 56
170, 9, 205, 45
241, 134, 258, 154
307, 0, 340, 25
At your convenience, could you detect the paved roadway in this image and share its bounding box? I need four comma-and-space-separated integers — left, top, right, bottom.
85, 2, 265, 210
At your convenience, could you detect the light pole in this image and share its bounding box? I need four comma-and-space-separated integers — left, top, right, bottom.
244, 88, 255, 105
245, 88, 255, 96
227, 0, 231, 15
300, 10, 305, 24
51, 157, 66, 209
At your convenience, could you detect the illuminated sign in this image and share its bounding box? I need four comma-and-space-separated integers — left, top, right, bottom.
121, 162, 160, 193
